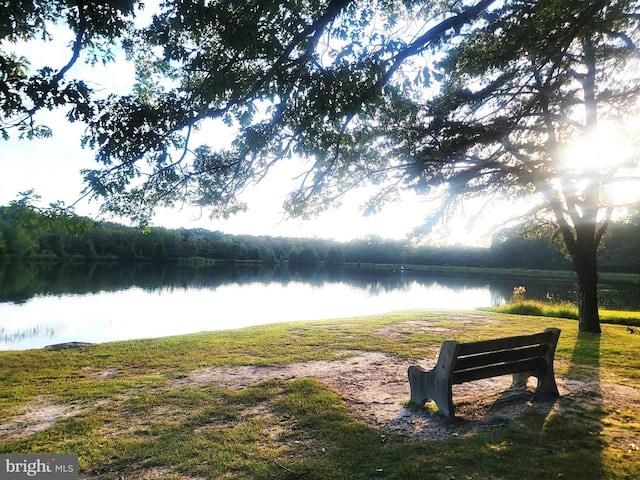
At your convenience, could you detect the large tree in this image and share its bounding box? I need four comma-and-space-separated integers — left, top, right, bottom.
3, 0, 640, 332
382, 0, 640, 332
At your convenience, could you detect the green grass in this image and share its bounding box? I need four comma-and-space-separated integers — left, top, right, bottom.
485, 299, 640, 327
2, 310, 640, 479
484, 299, 579, 319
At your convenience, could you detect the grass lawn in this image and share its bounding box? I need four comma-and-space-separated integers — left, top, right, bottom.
1, 310, 640, 479
485, 299, 640, 327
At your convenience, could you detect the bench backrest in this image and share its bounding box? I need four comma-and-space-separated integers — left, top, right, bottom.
443, 328, 561, 385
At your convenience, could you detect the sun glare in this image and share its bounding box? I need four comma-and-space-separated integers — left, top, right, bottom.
562, 120, 638, 174
559, 119, 640, 210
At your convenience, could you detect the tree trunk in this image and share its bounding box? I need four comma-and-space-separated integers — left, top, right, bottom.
574, 248, 601, 334
573, 35, 601, 334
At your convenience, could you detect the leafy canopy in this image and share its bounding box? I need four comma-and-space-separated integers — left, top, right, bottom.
0, 0, 140, 139
72, 0, 499, 224
2, 0, 640, 234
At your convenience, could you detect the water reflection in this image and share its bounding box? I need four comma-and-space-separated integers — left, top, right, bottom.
1, 262, 639, 350
0, 262, 581, 304
0, 324, 61, 343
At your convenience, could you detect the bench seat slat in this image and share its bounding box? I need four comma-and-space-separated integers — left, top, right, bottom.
453, 358, 540, 384
457, 331, 552, 356
454, 344, 548, 371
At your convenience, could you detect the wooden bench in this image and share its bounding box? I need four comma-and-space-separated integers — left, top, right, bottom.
408, 327, 561, 418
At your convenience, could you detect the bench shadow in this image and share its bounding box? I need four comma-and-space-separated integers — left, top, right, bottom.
403, 332, 604, 477
492, 331, 603, 477
562, 331, 604, 473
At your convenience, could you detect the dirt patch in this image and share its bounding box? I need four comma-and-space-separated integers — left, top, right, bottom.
82, 366, 118, 379
374, 321, 454, 340
0, 397, 84, 439
4, 352, 640, 444
97, 467, 205, 480
183, 351, 640, 440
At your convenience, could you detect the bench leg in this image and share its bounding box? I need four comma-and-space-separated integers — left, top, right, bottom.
408, 365, 430, 405
512, 369, 558, 398
408, 365, 454, 417
535, 362, 559, 398
536, 328, 560, 398
511, 371, 531, 388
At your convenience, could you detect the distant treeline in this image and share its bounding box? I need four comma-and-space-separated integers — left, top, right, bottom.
0, 201, 639, 272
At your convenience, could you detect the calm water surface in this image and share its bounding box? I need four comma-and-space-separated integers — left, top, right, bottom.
1, 262, 638, 350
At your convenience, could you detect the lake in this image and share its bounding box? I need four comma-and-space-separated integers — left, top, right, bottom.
1, 262, 639, 350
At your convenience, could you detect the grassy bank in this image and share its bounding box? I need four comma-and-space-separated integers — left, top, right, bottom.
383, 263, 640, 283
485, 300, 640, 327
1, 310, 640, 479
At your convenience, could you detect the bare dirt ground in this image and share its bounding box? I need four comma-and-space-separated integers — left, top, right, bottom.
3, 349, 640, 480
183, 349, 640, 440
3, 352, 640, 443
0, 398, 85, 439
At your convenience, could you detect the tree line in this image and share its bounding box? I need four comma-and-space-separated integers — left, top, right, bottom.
1, 200, 639, 273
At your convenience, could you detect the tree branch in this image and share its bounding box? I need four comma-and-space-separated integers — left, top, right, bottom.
54, 0, 88, 82
379, 0, 500, 86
